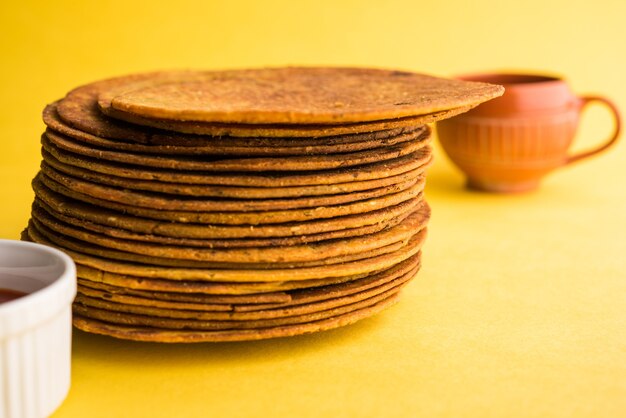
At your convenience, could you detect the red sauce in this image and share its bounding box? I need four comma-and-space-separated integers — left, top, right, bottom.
0, 288, 26, 304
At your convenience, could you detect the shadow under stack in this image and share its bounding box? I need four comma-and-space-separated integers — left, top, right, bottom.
23, 68, 503, 342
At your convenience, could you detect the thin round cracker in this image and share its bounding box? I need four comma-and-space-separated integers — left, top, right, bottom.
26, 221, 427, 282
41, 151, 423, 204
31, 204, 428, 264
72, 285, 401, 331
44, 105, 424, 155
74, 264, 371, 295
29, 216, 413, 269
33, 177, 422, 236
75, 273, 409, 320
37, 170, 424, 224
35, 196, 414, 248
74, 277, 410, 331
72, 292, 400, 342
39, 163, 423, 214
76, 253, 419, 307
24, 228, 391, 294
77, 279, 293, 304
41, 135, 432, 187
77, 258, 419, 313
101, 105, 474, 138
96, 68, 503, 124
43, 127, 430, 172
41, 137, 432, 195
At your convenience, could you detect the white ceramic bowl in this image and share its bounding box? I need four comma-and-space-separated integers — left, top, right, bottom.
0, 239, 76, 418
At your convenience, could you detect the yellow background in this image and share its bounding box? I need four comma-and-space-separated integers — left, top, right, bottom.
1, 1, 625, 417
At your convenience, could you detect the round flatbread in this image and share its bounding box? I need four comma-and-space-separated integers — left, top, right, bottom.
73, 284, 403, 331
33, 177, 422, 236
24, 227, 394, 293
30, 203, 428, 264
30, 216, 412, 269
26, 220, 427, 282
34, 193, 416, 246
41, 137, 432, 195
37, 170, 424, 224
76, 261, 418, 314
101, 105, 475, 138
74, 262, 368, 295
56, 68, 500, 139
39, 160, 424, 213
73, 272, 411, 321
41, 151, 423, 203
72, 292, 400, 342
77, 279, 294, 304
34, 196, 415, 247
44, 104, 424, 154
96, 67, 503, 124
76, 253, 419, 307
75, 263, 370, 295
24, 227, 422, 295
42, 127, 430, 172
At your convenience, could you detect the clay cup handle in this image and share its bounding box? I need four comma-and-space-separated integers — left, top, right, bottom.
566, 95, 622, 165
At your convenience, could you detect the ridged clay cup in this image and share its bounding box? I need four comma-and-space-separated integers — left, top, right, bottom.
437, 73, 621, 192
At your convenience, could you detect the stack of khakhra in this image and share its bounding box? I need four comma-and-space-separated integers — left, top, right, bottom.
23, 67, 503, 342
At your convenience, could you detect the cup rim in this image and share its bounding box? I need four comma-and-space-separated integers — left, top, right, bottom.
458, 72, 564, 86
0, 239, 76, 336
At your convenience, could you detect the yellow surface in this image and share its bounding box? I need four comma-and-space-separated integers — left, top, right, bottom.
1, 1, 626, 417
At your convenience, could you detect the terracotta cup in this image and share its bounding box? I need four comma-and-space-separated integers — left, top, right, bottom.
437, 73, 621, 192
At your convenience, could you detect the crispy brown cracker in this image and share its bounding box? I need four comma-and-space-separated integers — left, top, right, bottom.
75, 278, 406, 320
96, 67, 503, 124
26, 227, 396, 294
37, 170, 424, 224
72, 292, 400, 342
26, 221, 426, 282
42, 127, 430, 172
47, 100, 420, 148
76, 258, 418, 313
35, 196, 413, 247
76, 253, 419, 306
77, 279, 293, 303
73, 285, 401, 331
42, 151, 422, 203
33, 177, 422, 235
41, 136, 431, 187
39, 162, 424, 214
31, 204, 428, 264
44, 104, 424, 154
101, 105, 474, 137
75, 264, 369, 294
30, 216, 412, 269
